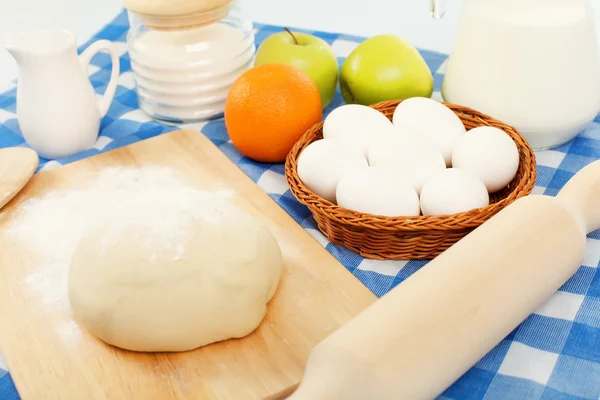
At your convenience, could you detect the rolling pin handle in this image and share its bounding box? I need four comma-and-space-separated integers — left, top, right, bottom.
556, 159, 600, 234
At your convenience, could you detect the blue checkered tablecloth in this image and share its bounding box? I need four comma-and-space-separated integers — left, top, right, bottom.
1, 8, 600, 400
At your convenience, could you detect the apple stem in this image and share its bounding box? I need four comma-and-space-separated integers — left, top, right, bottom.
284, 27, 299, 45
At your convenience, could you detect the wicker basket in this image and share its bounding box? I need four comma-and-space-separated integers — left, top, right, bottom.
285, 100, 537, 260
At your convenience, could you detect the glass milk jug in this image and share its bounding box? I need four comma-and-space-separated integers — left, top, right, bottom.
433, 0, 600, 150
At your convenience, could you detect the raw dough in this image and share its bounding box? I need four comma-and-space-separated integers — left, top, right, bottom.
68, 198, 283, 352
123, 0, 232, 16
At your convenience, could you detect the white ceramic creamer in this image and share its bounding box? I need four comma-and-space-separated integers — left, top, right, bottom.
5, 30, 120, 159
439, 0, 600, 150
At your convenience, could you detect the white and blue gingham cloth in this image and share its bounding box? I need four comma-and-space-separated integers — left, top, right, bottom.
1, 9, 600, 400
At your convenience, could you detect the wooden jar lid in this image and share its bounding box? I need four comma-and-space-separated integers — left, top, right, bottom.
125, 0, 235, 30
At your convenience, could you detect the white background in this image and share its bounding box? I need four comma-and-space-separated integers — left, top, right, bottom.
1, 0, 600, 85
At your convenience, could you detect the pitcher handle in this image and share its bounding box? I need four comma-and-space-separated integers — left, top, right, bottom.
78, 40, 120, 118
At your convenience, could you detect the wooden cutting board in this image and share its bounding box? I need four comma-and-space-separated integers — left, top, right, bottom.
0, 130, 377, 400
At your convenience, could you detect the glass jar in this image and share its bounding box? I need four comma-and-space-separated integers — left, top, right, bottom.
126, 1, 255, 123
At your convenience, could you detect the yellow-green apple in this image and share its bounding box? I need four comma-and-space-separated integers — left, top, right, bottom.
340, 34, 434, 105
254, 28, 339, 108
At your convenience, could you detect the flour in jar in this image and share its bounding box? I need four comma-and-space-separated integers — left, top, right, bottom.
127, 4, 255, 123
1, 166, 234, 338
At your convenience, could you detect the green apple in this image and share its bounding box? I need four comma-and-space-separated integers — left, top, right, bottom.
340, 34, 434, 105
254, 28, 339, 108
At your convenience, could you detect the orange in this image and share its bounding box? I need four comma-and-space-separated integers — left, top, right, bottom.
224, 64, 323, 163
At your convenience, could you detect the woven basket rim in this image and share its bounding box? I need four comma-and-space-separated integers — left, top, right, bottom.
285, 100, 537, 232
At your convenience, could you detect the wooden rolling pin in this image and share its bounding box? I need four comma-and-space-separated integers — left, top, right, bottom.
0, 147, 38, 210
288, 160, 600, 400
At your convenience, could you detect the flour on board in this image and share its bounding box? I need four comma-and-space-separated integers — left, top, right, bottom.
2, 166, 235, 341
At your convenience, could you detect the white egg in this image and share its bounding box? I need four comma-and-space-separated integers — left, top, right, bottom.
392, 97, 466, 166
368, 130, 446, 195
297, 138, 368, 203
452, 126, 520, 193
336, 166, 420, 217
420, 168, 489, 216
323, 104, 396, 158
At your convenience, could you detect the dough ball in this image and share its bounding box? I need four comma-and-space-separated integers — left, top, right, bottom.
68, 200, 283, 353
123, 0, 231, 17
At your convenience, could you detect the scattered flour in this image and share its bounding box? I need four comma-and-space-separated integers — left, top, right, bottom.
24, 263, 70, 312
2, 166, 235, 342
6, 166, 233, 262
55, 320, 83, 344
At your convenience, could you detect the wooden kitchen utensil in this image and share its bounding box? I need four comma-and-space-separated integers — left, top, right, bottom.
0, 147, 38, 210
288, 160, 600, 400
125, 0, 235, 31
0, 130, 376, 400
